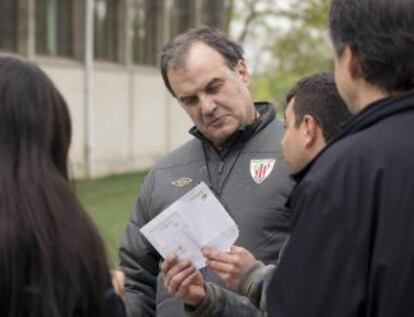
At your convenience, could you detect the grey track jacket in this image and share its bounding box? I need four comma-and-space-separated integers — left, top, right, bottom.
119, 102, 293, 317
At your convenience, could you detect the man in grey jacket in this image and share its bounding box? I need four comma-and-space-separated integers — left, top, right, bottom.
160, 72, 352, 316
119, 27, 292, 316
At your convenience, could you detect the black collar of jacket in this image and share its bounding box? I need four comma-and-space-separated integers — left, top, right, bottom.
189, 102, 276, 156
290, 89, 414, 183
335, 88, 414, 138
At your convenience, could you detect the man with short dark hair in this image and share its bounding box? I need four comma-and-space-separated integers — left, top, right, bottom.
119, 27, 292, 317
160, 72, 352, 316
281, 71, 351, 174
266, 0, 414, 316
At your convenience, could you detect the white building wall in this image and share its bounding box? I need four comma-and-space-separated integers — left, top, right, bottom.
132, 67, 168, 165
39, 60, 86, 177
38, 61, 192, 179
0, 0, 229, 179
92, 66, 130, 176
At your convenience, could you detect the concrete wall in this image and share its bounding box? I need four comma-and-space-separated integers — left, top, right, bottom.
0, 0, 232, 179
38, 59, 192, 179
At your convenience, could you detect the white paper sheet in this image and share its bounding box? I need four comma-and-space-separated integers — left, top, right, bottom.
140, 182, 239, 268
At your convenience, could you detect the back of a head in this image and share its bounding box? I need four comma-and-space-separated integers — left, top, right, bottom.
0, 57, 71, 178
0, 57, 110, 317
329, 0, 414, 93
286, 72, 352, 143
160, 26, 244, 96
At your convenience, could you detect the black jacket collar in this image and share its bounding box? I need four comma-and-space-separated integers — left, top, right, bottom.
335, 89, 414, 138
189, 102, 276, 155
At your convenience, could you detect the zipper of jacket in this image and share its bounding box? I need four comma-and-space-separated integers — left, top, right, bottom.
203, 118, 258, 196
212, 160, 225, 196
209, 141, 247, 199
217, 161, 224, 179
208, 159, 224, 196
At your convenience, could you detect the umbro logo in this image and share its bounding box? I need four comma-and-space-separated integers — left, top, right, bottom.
171, 177, 193, 187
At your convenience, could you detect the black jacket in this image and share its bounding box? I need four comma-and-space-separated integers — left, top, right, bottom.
105, 287, 126, 317
267, 90, 414, 317
120, 103, 293, 317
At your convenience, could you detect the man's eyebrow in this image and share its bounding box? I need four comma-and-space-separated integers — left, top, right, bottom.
206, 78, 224, 89
178, 94, 196, 103
177, 78, 224, 102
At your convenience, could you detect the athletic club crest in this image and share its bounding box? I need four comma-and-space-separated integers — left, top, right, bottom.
250, 159, 276, 184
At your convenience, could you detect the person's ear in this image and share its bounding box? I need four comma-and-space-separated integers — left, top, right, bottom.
235, 59, 250, 86
343, 46, 363, 80
302, 115, 318, 148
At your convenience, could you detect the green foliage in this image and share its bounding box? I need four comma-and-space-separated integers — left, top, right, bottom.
75, 172, 146, 266
252, 72, 298, 113
235, 0, 333, 104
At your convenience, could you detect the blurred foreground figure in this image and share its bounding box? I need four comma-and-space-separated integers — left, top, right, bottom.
0, 57, 125, 317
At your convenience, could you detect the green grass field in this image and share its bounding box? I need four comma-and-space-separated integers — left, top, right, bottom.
74, 171, 147, 266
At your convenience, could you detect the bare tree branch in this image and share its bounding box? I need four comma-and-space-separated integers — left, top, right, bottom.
235, 1, 300, 44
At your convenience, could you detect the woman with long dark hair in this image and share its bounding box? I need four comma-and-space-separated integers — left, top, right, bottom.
0, 57, 125, 317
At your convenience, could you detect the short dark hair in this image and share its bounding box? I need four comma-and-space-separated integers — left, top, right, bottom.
160, 26, 244, 96
286, 72, 352, 143
329, 0, 414, 92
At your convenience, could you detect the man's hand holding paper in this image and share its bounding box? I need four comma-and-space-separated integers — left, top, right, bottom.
140, 182, 239, 269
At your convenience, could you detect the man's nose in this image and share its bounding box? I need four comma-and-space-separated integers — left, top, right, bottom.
200, 94, 216, 115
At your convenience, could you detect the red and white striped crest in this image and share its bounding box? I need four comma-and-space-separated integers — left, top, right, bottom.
250, 159, 276, 184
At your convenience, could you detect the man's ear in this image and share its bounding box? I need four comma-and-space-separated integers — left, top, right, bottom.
343, 46, 363, 80
235, 59, 250, 86
302, 115, 318, 148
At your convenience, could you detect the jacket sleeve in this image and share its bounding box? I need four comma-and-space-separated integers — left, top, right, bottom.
183, 262, 276, 317
104, 286, 126, 317
239, 261, 276, 308
184, 283, 267, 317
119, 171, 161, 316
266, 180, 365, 317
